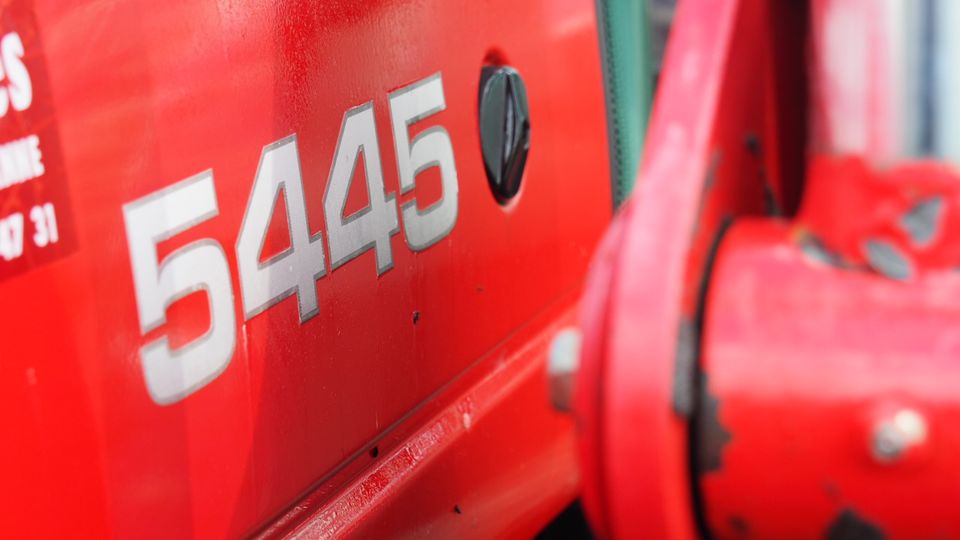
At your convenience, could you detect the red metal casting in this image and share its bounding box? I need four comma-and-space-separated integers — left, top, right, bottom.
0, 1, 611, 537
696, 7, 960, 531
700, 214, 960, 539
574, 0, 808, 537
692, 2, 960, 534
577, 1, 960, 539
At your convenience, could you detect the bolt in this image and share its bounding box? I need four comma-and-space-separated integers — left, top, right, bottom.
547, 328, 581, 413
871, 408, 928, 463
478, 65, 531, 204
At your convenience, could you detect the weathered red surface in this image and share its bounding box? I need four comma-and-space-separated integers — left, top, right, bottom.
698, 6, 960, 531
0, 0, 610, 537
577, 0, 960, 538
799, 157, 960, 273
574, 0, 808, 537
701, 215, 960, 539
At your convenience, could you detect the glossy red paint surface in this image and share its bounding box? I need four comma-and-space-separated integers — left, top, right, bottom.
574, 0, 807, 537
272, 298, 582, 539
701, 218, 960, 539
0, 0, 610, 537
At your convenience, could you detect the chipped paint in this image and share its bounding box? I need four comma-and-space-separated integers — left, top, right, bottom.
695, 375, 731, 474
864, 239, 913, 280
825, 509, 886, 540
900, 196, 944, 246
672, 319, 697, 416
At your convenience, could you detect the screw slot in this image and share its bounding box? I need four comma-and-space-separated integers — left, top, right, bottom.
870, 408, 927, 464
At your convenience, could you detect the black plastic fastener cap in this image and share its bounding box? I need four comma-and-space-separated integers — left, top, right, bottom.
479, 65, 530, 204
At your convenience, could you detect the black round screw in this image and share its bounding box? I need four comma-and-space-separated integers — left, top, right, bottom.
478, 65, 531, 204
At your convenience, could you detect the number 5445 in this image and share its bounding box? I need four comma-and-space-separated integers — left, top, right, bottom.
122, 73, 458, 405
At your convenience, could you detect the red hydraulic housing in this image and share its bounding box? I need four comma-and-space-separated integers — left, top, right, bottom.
572, 0, 960, 538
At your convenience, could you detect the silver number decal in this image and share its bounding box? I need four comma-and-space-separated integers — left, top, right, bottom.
237, 136, 326, 321
324, 103, 399, 273
122, 72, 460, 405
388, 73, 459, 250
122, 171, 236, 405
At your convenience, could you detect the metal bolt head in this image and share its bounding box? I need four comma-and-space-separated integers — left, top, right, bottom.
871, 408, 928, 463
479, 65, 531, 204
547, 328, 581, 413
872, 424, 907, 461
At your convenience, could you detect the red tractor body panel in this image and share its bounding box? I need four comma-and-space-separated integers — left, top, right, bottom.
0, 1, 611, 536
